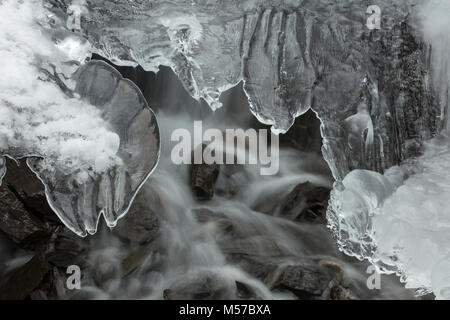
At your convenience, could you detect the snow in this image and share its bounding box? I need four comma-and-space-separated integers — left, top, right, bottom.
0, 0, 120, 177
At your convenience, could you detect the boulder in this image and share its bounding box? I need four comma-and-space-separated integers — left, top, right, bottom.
113, 193, 160, 244
0, 186, 50, 248
279, 182, 330, 223
0, 256, 50, 300
270, 261, 336, 299
191, 144, 220, 200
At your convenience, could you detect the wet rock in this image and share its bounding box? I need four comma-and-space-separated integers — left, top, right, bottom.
270, 261, 335, 299
229, 255, 279, 282
279, 182, 330, 223
2, 159, 54, 222
46, 228, 85, 268
113, 193, 160, 244
318, 259, 344, 284
219, 236, 285, 258
0, 186, 50, 248
235, 281, 263, 300
192, 208, 226, 223
0, 256, 50, 300
163, 272, 236, 300
330, 285, 358, 300
191, 145, 220, 200
192, 208, 233, 234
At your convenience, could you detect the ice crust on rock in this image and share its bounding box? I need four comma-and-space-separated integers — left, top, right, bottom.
328, 136, 450, 297
327, 0, 450, 297
0, 0, 160, 236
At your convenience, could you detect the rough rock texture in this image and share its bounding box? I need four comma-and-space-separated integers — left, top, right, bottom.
0, 178, 50, 248
45, 0, 437, 180
113, 191, 160, 244
191, 146, 220, 200
278, 182, 330, 223
0, 256, 50, 300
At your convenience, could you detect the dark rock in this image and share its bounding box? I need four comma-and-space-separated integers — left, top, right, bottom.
329, 285, 358, 300
113, 190, 160, 244
46, 228, 86, 268
163, 273, 236, 300
191, 144, 220, 200
279, 110, 324, 154
279, 182, 331, 223
219, 236, 285, 258
235, 281, 263, 300
2, 159, 54, 222
229, 255, 279, 282
0, 186, 50, 248
0, 256, 50, 300
318, 259, 344, 284
270, 261, 335, 299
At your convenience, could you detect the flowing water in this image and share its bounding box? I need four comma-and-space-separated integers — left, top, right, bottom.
68, 65, 423, 300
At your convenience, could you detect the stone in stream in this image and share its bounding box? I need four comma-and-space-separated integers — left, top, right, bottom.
113, 196, 160, 245
269, 260, 343, 299
0, 185, 50, 248
163, 272, 236, 300
191, 208, 234, 234
45, 228, 86, 268
1, 158, 54, 222
191, 144, 220, 200
219, 236, 285, 258
279, 182, 331, 223
0, 256, 50, 300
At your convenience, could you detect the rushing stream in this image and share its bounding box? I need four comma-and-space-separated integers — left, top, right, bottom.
64, 64, 423, 300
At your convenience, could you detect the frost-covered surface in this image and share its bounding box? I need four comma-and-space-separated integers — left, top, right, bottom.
0, 0, 160, 236
0, 0, 116, 175
327, 0, 450, 297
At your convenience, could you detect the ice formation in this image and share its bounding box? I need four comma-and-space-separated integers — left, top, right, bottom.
0, 0, 160, 236
1, 0, 449, 298
45, 0, 436, 181
327, 0, 450, 298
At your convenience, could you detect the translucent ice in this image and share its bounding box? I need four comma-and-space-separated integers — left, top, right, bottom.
328, 136, 450, 296
48, 0, 434, 180
328, 0, 450, 297
0, 0, 160, 236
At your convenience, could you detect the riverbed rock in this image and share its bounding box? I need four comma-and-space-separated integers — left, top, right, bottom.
270, 261, 334, 299
113, 193, 160, 244
0, 186, 50, 248
0, 256, 50, 300
163, 272, 236, 300
279, 182, 331, 223
1, 158, 54, 222
191, 145, 220, 200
